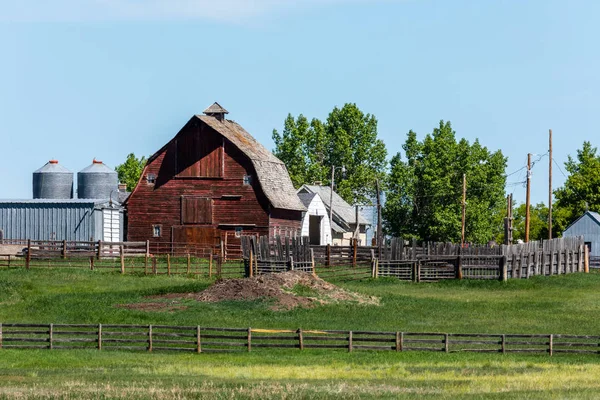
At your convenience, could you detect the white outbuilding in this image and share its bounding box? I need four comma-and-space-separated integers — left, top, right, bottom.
297, 192, 332, 245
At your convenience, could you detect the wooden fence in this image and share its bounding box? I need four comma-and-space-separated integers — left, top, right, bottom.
1, 323, 599, 356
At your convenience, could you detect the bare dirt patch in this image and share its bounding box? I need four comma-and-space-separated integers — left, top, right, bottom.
122, 271, 379, 312
116, 302, 187, 312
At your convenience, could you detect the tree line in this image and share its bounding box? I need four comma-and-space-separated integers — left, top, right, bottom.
116, 104, 600, 244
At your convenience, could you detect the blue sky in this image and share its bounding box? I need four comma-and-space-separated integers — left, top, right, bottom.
1, 0, 598, 208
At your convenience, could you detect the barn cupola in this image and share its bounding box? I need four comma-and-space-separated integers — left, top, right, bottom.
203, 102, 229, 122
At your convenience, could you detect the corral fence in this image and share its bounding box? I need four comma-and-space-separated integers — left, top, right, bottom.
241, 235, 590, 282
0, 239, 244, 278
1, 322, 599, 356
590, 256, 600, 269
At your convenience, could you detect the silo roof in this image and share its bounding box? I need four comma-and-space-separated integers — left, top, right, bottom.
34, 161, 72, 174
79, 161, 116, 174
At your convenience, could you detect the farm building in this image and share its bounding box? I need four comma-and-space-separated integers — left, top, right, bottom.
0, 160, 125, 242
297, 185, 370, 245
297, 192, 332, 245
125, 103, 305, 248
563, 211, 600, 258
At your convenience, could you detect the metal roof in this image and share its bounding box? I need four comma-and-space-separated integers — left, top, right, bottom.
34, 161, 71, 174
79, 160, 116, 174
0, 199, 110, 205
298, 185, 369, 226
564, 210, 600, 232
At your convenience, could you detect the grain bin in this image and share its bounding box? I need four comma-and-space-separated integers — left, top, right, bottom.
77, 160, 118, 199
32, 160, 73, 199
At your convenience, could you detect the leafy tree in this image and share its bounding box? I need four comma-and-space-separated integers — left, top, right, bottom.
383, 121, 507, 243
115, 153, 147, 192
554, 141, 600, 230
273, 103, 387, 204
512, 203, 549, 242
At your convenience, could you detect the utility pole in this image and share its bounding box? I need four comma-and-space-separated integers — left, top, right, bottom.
329, 166, 335, 245
548, 129, 553, 239
461, 173, 466, 247
376, 178, 382, 259
525, 153, 532, 243
504, 194, 512, 245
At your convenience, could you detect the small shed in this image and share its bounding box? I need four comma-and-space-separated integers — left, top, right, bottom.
563, 211, 600, 257
297, 192, 332, 245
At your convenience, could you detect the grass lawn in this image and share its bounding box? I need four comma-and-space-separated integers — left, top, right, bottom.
2, 267, 600, 398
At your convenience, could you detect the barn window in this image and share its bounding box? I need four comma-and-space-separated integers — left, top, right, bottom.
243, 174, 253, 186
235, 227, 243, 238
152, 224, 162, 237
182, 197, 213, 224
147, 173, 156, 184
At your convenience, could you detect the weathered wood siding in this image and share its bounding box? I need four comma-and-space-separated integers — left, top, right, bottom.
269, 209, 302, 238
127, 119, 276, 245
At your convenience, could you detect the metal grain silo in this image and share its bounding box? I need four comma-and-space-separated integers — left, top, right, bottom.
77, 160, 118, 199
32, 160, 74, 199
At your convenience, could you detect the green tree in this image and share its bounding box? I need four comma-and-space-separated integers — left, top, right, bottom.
273, 103, 387, 204
512, 203, 549, 242
554, 141, 600, 230
383, 121, 507, 243
115, 153, 147, 192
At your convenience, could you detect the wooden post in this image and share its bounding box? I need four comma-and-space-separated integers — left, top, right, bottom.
62, 240, 67, 259
196, 326, 202, 353
146, 240, 150, 258
376, 178, 383, 259
549, 129, 553, 239
167, 254, 171, 276
89, 256, 94, 271
187, 254, 191, 274
209, 254, 213, 278
352, 238, 358, 268
298, 328, 304, 351
26, 239, 31, 270
371, 259, 376, 278
501, 334, 506, 354
395, 332, 401, 351
289, 256, 295, 271
525, 153, 532, 242
456, 256, 463, 280
399, 332, 404, 351
412, 262, 418, 283
326, 244, 331, 266
119, 246, 125, 274
98, 324, 102, 350
49, 323, 53, 350
310, 248, 316, 277
97, 240, 103, 260
549, 334, 553, 356
444, 333, 449, 353
152, 256, 157, 275
500, 255, 508, 282
348, 331, 353, 353
461, 173, 467, 247
247, 327, 252, 352
0, 323, 3, 349
416, 261, 421, 283
578, 245, 584, 272
148, 325, 153, 352
144, 254, 148, 275
585, 245, 590, 273
249, 249, 254, 278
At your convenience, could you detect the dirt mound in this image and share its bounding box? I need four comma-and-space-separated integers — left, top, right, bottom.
127, 271, 379, 311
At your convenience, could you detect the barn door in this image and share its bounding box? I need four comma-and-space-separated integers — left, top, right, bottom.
172, 226, 218, 252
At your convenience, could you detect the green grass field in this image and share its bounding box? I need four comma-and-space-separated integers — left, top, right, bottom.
2, 268, 600, 399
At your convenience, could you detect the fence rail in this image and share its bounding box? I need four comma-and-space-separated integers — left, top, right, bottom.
1, 323, 598, 356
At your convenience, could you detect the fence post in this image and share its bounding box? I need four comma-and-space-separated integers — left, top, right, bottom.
146, 240, 150, 258
196, 326, 202, 353
249, 249, 254, 278
187, 254, 191, 274
352, 239, 358, 268
144, 253, 148, 275
371, 259, 376, 278
148, 325, 153, 352
26, 239, 31, 270
289, 256, 294, 271
310, 248, 316, 277
97, 240, 102, 260
549, 334, 553, 356
209, 254, 213, 278
62, 240, 67, 259
89, 256, 94, 271
326, 244, 331, 267
416, 261, 421, 283
412, 262, 418, 283
348, 331, 353, 353
49, 323, 53, 350
444, 333, 449, 353
98, 324, 102, 350
455, 256, 463, 280
501, 334, 506, 354
500, 256, 508, 282
0, 323, 3, 349
167, 254, 171, 276
247, 328, 252, 352
298, 328, 304, 351
585, 246, 590, 273
119, 246, 125, 274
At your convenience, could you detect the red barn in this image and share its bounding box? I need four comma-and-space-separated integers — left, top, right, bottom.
126, 103, 305, 248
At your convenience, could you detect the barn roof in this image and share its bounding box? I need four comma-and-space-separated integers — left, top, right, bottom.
298, 185, 369, 226
197, 115, 305, 212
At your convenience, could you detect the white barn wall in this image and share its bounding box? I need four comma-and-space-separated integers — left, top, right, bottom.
300, 195, 332, 245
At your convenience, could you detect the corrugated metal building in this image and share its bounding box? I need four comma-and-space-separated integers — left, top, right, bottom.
563, 211, 600, 257
0, 199, 123, 242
